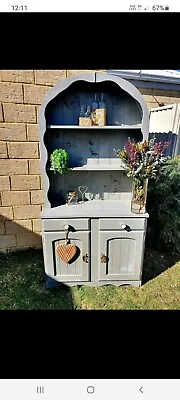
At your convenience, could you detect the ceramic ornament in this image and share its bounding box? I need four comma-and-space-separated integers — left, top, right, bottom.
78, 185, 88, 203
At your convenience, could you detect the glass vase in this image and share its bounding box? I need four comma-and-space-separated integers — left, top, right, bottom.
131, 178, 148, 214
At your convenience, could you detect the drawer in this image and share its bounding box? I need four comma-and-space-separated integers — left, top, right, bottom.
99, 218, 146, 231
42, 218, 89, 231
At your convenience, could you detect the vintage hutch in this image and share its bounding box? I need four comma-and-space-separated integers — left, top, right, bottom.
38, 72, 149, 288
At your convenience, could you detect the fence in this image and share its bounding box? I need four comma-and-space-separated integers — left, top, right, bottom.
149, 132, 178, 157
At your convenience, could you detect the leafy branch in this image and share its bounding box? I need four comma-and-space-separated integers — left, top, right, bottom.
50, 148, 70, 175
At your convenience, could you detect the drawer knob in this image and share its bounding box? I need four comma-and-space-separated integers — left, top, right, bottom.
63, 224, 69, 231
121, 223, 127, 230
83, 254, 89, 263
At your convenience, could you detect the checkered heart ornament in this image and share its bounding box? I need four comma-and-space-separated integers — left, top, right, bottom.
56, 243, 77, 263
56, 224, 77, 263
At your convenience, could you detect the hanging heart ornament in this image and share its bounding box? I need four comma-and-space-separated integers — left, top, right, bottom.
56, 243, 77, 263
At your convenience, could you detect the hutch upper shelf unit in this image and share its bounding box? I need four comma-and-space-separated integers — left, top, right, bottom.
39, 72, 149, 288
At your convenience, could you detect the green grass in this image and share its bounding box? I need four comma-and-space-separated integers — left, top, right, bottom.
0, 248, 179, 310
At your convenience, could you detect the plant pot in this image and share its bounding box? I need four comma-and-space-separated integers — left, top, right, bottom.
131, 178, 148, 214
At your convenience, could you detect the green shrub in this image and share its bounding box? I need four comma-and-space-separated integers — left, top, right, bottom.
146, 156, 180, 253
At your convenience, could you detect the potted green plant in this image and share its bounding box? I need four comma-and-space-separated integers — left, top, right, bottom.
50, 148, 70, 175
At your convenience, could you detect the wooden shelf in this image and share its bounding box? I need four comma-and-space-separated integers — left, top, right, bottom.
49, 163, 125, 172
47, 124, 142, 130
71, 164, 125, 171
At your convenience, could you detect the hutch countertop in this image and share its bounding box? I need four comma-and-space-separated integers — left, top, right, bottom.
41, 200, 149, 219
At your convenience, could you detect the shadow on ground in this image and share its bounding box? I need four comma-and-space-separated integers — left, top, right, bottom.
0, 249, 74, 310
142, 247, 180, 284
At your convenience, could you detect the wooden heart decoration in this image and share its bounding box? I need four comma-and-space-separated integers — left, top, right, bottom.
56, 243, 77, 263
95, 109, 106, 126
96, 109, 104, 124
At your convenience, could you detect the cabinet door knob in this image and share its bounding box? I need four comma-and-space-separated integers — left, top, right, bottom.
83, 254, 89, 263
101, 254, 108, 263
121, 223, 127, 229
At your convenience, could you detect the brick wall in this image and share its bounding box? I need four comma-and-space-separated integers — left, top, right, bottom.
0, 70, 105, 252
0, 69, 180, 252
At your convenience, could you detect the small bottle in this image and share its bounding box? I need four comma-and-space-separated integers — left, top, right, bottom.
79, 105, 85, 117
99, 93, 106, 109
85, 105, 92, 117
91, 93, 99, 111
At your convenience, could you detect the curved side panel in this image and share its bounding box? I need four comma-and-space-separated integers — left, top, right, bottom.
38, 73, 96, 208
96, 72, 149, 141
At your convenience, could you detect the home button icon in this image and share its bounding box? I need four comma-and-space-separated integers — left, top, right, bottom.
87, 386, 95, 394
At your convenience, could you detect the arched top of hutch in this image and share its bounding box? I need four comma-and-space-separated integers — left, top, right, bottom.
39, 72, 149, 139
38, 72, 149, 208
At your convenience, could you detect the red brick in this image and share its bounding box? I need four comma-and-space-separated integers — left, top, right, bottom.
28, 159, 41, 174
16, 232, 42, 246
0, 159, 28, 175
0, 123, 26, 141
3, 103, 36, 123
13, 205, 41, 219
30, 190, 44, 204
0, 234, 16, 249
32, 219, 41, 232
1, 70, 34, 83
34, 70, 66, 85
5, 219, 32, 234
1, 191, 30, 206
11, 175, 40, 190
27, 124, 39, 141
143, 95, 157, 103
23, 84, 50, 105
0, 176, 10, 191
36, 105, 41, 123
67, 70, 105, 76
0, 142, 8, 158
8, 142, 39, 159
168, 97, 180, 104
0, 222, 5, 234
0, 207, 13, 221
0, 104, 3, 122
0, 82, 23, 103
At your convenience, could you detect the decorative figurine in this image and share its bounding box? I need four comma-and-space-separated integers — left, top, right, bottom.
65, 191, 78, 205
79, 105, 86, 117
85, 105, 92, 117
78, 186, 88, 203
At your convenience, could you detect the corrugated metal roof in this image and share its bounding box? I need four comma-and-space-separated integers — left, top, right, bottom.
107, 70, 180, 84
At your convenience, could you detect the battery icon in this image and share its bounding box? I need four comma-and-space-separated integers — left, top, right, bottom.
165, 5, 169, 9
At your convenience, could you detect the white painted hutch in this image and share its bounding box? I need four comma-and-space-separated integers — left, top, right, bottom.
38, 72, 149, 288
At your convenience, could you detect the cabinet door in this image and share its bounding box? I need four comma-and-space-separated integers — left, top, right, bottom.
99, 230, 145, 281
43, 231, 90, 282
